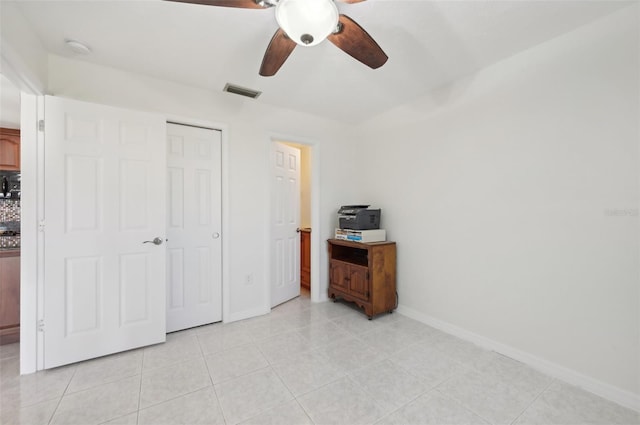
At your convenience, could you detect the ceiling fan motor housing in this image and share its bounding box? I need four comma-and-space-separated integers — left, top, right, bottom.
275, 0, 339, 46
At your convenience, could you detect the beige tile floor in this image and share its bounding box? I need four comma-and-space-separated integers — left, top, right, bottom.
1, 292, 638, 425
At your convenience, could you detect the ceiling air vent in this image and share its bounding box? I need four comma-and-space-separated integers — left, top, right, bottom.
223, 83, 262, 99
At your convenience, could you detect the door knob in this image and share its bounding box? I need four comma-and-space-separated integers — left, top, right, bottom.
212, 232, 220, 239
143, 237, 163, 245
296, 228, 301, 233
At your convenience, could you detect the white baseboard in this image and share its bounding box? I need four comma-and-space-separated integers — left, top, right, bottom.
226, 306, 270, 324
315, 294, 330, 303
397, 304, 640, 413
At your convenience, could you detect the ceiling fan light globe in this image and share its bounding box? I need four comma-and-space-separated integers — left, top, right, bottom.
275, 0, 339, 47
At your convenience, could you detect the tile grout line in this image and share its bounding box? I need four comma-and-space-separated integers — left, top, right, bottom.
46, 364, 79, 425
509, 378, 558, 425
268, 362, 303, 420
429, 369, 498, 425
373, 387, 442, 424
432, 387, 495, 424
198, 331, 229, 425
136, 346, 148, 424
343, 350, 437, 424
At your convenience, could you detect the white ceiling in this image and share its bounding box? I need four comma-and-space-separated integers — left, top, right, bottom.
8, 0, 633, 123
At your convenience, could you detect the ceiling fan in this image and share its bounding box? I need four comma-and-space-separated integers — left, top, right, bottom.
166, 0, 388, 76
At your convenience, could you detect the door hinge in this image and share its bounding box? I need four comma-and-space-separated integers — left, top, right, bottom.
38, 120, 45, 132
37, 319, 45, 332
366, 271, 370, 280
38, 220, 45, 232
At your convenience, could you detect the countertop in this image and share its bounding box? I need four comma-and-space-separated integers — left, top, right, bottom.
0, 249, 20, 257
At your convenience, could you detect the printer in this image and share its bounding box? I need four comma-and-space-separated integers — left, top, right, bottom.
338, 205, 381, 230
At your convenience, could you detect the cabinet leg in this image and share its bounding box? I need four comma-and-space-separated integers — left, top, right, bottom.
368, 316, 372, 320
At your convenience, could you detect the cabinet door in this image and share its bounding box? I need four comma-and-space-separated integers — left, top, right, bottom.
0, 256, 20, 328
348, 264, 369, 301
0, 128, 20, 170
330, 260, 349, 291
300, 231, 310, 288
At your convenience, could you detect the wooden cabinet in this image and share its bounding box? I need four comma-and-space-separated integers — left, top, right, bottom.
300, 229, 311, 290
0, 250, 20, 344
0, 128, 20, 171
328, 239, 396, 319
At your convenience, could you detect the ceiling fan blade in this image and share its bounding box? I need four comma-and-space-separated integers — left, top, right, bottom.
260, 28, 297, 76
327, 14, 388, 69
164, 0, 269, 9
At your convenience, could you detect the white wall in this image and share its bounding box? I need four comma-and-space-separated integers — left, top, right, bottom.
299, 144, 312, 229
0, 74, 20, 128
47, 54, 355, 319
281, 142, 312, 229
0, 2, 47, 93
354, 5, 639, 404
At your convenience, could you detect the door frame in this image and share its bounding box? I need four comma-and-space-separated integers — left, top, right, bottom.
267, 134, 322, 308
19, 106, 230, 373
3, 37, 47, 375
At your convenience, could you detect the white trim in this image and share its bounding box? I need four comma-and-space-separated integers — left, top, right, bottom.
35, 97, 46, 371
18, 94, 39, 374
226, 306, 270, 324
397, 304, 640, 413
163, 114, 231, 323
308, 142, 321, 304
4, 42, 45, 373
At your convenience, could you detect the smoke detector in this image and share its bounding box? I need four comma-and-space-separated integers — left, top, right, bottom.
65, 39, 92, 55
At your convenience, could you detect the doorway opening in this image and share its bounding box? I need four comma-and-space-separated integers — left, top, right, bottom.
0, 74, 22, 347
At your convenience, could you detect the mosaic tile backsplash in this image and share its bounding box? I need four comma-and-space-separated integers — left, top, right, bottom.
0, 199, 20, 222
1, 198, 20, 249
0, 235, 20, 249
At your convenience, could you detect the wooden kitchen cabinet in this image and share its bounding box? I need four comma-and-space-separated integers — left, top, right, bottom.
300, 229, 311, 290
328, 239, 396, 319
0, 250, 20, 344
0, 128, 20, 171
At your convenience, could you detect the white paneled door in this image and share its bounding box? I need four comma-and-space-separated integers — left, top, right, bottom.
43, 96, 167, 368
166, 123, 222, 332
271, 142, 301, 307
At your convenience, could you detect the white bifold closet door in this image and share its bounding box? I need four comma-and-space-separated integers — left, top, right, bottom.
166, 123, 222, 332
43, 96, 167, 369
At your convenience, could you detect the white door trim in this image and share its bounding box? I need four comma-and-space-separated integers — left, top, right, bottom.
267, 133, 322, 309
2, 49, 46, 374
19, 93, 44, 374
